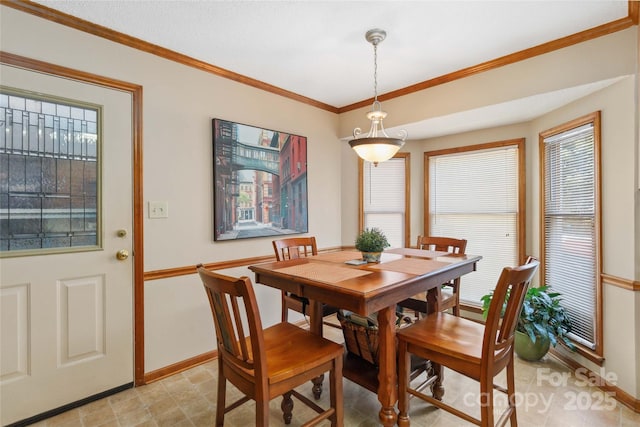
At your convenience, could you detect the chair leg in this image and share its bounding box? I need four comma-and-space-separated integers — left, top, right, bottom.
216, 359, 226, 427
330, 356, 344, 427
479, 375, 495, 427
281, 292, 288, 322
312, 374, 324, 400
507, 356, 518, 427
281, 391, 294, 424
431, 362, 445, 400
397, 340, 410, 427
256, 398, 270, 427
451, 298, 460, 316
451, 283, 460, 316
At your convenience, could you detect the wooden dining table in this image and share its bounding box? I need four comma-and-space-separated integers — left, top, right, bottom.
248, 247, 481, 426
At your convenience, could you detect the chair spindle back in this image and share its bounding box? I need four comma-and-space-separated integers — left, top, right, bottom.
273, 237, 318, 261
483, 260, 539, 360
416, 236, 467, 254
197, 266, 266, 375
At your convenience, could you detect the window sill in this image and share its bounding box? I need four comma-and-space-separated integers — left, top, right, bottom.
551, 343, 605, 366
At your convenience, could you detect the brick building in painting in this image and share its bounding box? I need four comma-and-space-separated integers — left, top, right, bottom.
278, 134, 308, 232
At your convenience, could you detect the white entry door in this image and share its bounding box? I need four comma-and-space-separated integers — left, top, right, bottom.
0, 64, 134, 425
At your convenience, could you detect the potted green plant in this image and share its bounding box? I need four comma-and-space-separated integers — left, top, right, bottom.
355, 227, 390, 262
480, 285, 576, 361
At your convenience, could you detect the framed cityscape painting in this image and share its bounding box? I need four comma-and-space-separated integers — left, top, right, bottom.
212, 119, 309, 241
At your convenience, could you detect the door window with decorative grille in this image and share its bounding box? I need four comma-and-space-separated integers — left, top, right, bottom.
0, 89, 101, 255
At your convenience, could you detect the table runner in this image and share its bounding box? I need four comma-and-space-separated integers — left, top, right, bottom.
313, 250, 363, 263
276, 263, 372, 284
368, 258, 450, 275
385, 248, 449, 258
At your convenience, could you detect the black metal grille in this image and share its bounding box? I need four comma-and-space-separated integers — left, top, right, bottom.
0, 92, 99, 252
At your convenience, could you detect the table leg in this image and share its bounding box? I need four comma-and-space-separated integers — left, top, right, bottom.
308, 299, 323, 336
309, 299, 324, 400
426, 285, 441, 314
376, 306, 398, 427
431, 363, 445, 400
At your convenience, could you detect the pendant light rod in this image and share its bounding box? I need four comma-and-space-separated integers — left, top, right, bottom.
366, 29, 385, 102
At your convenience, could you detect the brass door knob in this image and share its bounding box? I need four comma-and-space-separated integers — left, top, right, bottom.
116, 249, 129, 261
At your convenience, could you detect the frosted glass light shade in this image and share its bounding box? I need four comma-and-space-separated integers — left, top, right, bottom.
349, 137, 404, 164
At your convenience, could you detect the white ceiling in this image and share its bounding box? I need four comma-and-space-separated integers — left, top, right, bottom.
32, 0, 630, 139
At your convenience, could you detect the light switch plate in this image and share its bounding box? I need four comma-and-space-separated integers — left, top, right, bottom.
148, 201, 169, 219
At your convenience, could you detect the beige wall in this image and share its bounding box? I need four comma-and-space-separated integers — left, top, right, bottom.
0, 6, 342, 371
2, 5, 639, 400
338, 29, 637, 140
340, 27, 637, 245
533, 76, 637, 399
408, 76, 639, 399
341, 28, 639, 399
635, 18, 640, 402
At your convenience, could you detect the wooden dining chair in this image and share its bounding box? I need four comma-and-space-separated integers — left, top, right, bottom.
197, 265, 344, 426
272, 237, 340, 328
396, 259, 539, 427
399, 236, 468, 316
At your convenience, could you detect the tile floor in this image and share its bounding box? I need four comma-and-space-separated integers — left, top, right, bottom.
30, 320, 640, 427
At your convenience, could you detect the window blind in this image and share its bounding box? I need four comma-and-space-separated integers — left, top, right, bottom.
543, 123, 596, 349
429, 146, 519, 306
363, 158, 405, 248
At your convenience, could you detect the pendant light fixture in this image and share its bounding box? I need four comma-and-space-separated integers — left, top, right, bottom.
349, 29, 407, 166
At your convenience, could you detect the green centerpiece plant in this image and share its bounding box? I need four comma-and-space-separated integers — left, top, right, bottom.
355, 227, 390, 262
480, 285, 576, 361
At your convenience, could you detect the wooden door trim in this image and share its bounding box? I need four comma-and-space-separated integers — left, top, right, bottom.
0, 51, 146, 385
